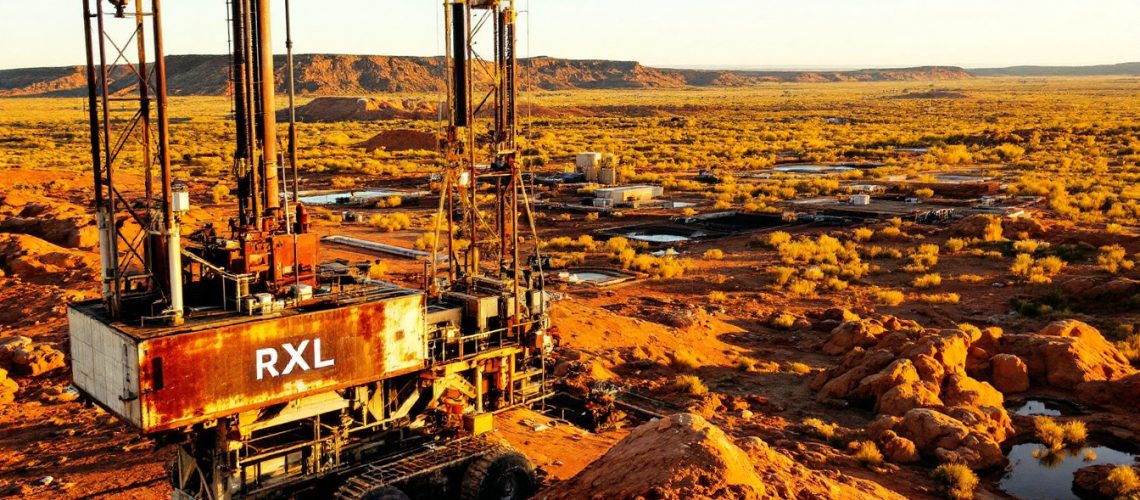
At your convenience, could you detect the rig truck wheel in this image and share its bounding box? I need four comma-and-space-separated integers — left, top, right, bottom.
459, 448, 537, 500
360, 486, 410, 500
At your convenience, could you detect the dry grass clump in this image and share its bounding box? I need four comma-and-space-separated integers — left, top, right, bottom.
1107, 466, 1140, 498
904, 244, 940, 272
980, 215, 1004, 242
1033, 416, 1067, 450
735, 356, 779, 373
912, 273, 942, 288
1013, 239, 1047, 255
944, 238, 968, 253
1098, 244, 1136, 274
770, 313, 797, 330
209, 183, 230, 203
367, 261, 388, 279
785, 362, 813, 375
369, 213, 411, 232
801, 418, 839, 441
702, 248, 725, 260
1011, 254, 1066, 284
758, 231, 792, 248
919, 293, 961, 304
871, 288, 906, 306
1061, 420, 1088, 444
707, 291, 728, 303
957, 274, 986, 283
852, 227, 874, 242
671, 375, 708, 396
372, 195, 402, 208
1116, 334, 1140, 366
849, 440, 884, 468
931, 463, 978, 500
544, 235, 598, 252
669, 350, 701, 372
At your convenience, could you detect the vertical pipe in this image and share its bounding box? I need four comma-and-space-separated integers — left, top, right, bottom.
243, 0, 261, 220
257, 0, 280, 213
83, 0, 114, 311
450, 2, 467, 128
95, 0, 122, 314
152, 0, 182, 325
230, 0, 250, 225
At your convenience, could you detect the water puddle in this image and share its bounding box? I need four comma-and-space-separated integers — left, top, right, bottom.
624, 233, 690, 243
297, 190, 404, 205
999, 441, 1138, 500
773, 164, 855, 174
1008, 398, 1084, 417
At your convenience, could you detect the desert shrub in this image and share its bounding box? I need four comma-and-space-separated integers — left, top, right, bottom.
957, 274, 986, 283
1106, 223, 1125, 235
622, 254, 690, 279
209, 183, 230, 203
786, 362, 813, 375
876, 226, 903, 240
1107, 466, 1140, 498
825, 277, 850, 291
1061, 421, 1087, 444
852, 227, 874, 242
866, 246, 903, 259
759, 231, 792, 248
801, 418, 838, 441
544, 235, 598, 252
681, 207, 697, 217
703, 248, 725, 260
776, 235, 868, 280
981, 215, 1004, 242
330, 175, 357, 189
788, 279, 818, 297
1034, 416, 1066, 450
872, 288, 906, 306
585, 212, 599, 221
931, 463, 978, 500
905, 244, 940, 272
1098, 244, 1136, 274
1013, 239, 1046, 255
771, 313, 797, 330
605, 236, 631, 253
920, 293, 961, 304
1116, 334, 1140, 366
369, 213, 411, 232
945, 238, 968, 253
850, 440, 883, 468
671, 375, 708, 396
1011, 254, 1066, 284
913, 273, 943, 289
670, 350, 701, 372
802, 267, 826, 281
322, 133, 352, 147
373, 195, 402, 208
914, 188, 935, 199
708, 291, 728, 303
770, 266, 797, 287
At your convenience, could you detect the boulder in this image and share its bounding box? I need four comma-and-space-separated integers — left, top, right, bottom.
894, 408, 1006, 469
990, 354, 1030, 393
823, 319, 886, 355
877, 381, 943, 416
941, 373, 1004, 409
1077, 372, 1140, 409
901, 330, 971, 375
0, 201, 98, 249
0, 338, 66, 377
814, 349, 895, 400
1073, 464, 1137, 499
878, 430, 920, 464
1001, 320, 1135, 389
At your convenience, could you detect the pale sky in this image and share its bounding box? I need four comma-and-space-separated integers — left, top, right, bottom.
1, 1, 1138, 71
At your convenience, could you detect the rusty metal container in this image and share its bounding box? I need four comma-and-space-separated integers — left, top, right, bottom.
68, 289, 426, 434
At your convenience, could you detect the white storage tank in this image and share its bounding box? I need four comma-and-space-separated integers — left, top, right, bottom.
576, 152, 601, 170
851, 194, 871, 206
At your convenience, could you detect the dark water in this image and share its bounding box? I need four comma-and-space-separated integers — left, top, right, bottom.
1009, 399, 1084, 417
999, 442, 1138, 499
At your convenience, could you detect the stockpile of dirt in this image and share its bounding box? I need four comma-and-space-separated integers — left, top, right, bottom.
292, 97, 439, 122
543, 413, 904, 500
354, 129, 439, 153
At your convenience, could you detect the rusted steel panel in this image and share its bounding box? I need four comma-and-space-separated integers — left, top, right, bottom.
135, 293, 425, 433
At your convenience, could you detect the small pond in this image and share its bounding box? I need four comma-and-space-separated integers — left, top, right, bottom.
999, 440, 1138, 500
1008, 398, 1085, 417
297, 190, 404, 205
624, 232, 690, 243
773, 164, 855, 174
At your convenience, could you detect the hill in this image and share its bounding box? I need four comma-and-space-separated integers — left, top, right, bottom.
970, 62, 1140, 77
0, 54, 971, 97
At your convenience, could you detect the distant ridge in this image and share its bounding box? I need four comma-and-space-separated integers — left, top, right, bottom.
969, 62, 1140, 77
1, 55, 1135, 97
0, 55, 970, 97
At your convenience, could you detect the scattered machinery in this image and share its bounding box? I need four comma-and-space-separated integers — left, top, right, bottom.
69, 0, 550, 498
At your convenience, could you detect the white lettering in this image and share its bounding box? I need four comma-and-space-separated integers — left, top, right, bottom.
255, 338, 336, 380
313, 339, 335, 369
255, 348, 279, 380
281, 340, 311, 375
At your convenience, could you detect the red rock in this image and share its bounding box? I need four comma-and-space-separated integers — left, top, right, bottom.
990, 354, 1030, 393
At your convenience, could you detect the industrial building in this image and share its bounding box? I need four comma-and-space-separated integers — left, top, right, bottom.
591, 185, 664, 208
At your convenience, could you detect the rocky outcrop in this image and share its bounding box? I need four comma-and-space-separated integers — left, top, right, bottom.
0, 234, 98, 284
1073, 464, 1139, 499
543, 413, 906, 500
0, 368, 18, 404
0, 201, 98, 250
1000, 320, 1136, 389
990, 354, 1030, 393
813, 319, 1013, 469
0, 336, 66, 377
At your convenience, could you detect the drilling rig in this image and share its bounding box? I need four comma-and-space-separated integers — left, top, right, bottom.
68, 1, 550, 498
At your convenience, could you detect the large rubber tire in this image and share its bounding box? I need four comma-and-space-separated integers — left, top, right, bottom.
360, 486, 410, 500
459, 449, 537, 500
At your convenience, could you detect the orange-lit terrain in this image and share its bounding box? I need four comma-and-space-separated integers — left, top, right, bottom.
1, 74, 1139, 499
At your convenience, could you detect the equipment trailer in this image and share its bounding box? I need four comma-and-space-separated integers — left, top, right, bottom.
71, 0, 547, 498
